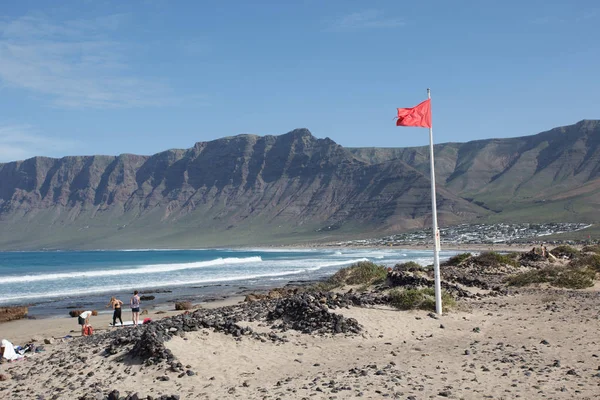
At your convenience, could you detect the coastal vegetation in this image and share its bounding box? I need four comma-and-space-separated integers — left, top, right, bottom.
506, 266, 595, 289
472, 251, 519, 267
312, 261, 388, 291
581, 244, 600, 254
506, 247, 599, 289
549, 245, 580, 259
443, 252, 472, 266
393, 261, 425, 272
569, 253, 600, 271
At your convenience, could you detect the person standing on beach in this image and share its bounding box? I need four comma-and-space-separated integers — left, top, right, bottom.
78, 310, 92, 335
130, 291, 141, 327
107, 296, 124, 327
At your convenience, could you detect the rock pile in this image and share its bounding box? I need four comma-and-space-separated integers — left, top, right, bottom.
78, 389, 180, 400
267, 293, 361, 334
386, 266, 473, 298
0, 306, 28, 323
100, 291, 370, 365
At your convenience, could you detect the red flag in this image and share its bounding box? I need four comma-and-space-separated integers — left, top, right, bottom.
396, 99, 431, 128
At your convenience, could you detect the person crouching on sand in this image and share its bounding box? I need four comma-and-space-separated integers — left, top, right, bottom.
107, 296, 124, 327
130, 290, 141, 327
78, 310, 92, 335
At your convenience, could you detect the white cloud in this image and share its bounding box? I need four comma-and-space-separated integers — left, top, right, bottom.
0, 124, 79, 162
0, 14, 176, 109
329, 10, 404, 31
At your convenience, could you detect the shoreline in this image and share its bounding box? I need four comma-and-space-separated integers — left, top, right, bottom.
0, 295, 247, 344
0, 244, 534, 320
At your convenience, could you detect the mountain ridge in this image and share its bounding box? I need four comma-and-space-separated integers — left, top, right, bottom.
0, 121, 598, 249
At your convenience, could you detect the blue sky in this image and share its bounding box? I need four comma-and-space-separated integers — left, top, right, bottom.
0, 0, 598, 162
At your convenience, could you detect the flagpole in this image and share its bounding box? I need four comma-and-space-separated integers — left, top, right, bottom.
427, 88, 443, 315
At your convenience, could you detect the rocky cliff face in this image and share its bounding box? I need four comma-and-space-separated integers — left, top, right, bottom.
2, 121, 597, 249
351, 120, 600, 219
0, 129, 484, 249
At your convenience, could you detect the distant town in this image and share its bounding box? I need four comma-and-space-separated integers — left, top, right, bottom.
333, 223, 592, 247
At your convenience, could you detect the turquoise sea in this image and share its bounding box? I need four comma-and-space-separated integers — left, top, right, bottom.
0, 248, 459, 317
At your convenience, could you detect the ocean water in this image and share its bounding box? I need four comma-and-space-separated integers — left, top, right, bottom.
0, 248, 459, 317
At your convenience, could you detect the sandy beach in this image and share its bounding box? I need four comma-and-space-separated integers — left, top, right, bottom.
2, 290, 599, 399
2, 247, 600, 399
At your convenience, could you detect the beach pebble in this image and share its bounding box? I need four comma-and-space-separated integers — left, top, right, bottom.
44, 338, 53, 345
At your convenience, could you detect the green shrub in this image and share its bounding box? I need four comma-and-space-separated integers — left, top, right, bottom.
310, 281, 339, 292
311, 261, 387, 291
473, 252, 519, 267
389, 288, 456, 311
393, 261, 425, 272
506, 269, 553, 286
444, 253, 472, 266
554, 268, 595, 289
581, 245, 600, 254
570, 254, 600, 272
549, 245, 580, 259
344, 261, 388, 285
506, 266, 595, 289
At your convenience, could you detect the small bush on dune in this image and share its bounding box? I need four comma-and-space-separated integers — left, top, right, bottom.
443, 253, 472, 266
345, 261, 388, 285
311, 261, 387, 291
554, 268, 596, 289
570, 254, 600, 272
473, 252, 519, 267
550, 245, 580, 259
311, 281, 338, 292
581, 244, 600, 254
393, 261, 426, 272
506, 269, 551, 287
506, 266, 595, 289
389, 288, 456, 311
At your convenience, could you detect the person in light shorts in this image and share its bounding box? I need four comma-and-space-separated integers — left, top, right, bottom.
78, 310, 92, 335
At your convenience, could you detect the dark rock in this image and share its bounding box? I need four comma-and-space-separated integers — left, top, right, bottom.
107, 390, 119, 400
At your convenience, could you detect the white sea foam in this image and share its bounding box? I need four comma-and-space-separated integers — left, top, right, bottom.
0, 267, 325, 304
312, 258, 369, 268
230, 248, 318, 253
0, 256, 263, 284
0, 258, 369, 303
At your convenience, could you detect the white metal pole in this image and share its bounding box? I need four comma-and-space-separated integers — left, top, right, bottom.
427, 88, 443, 315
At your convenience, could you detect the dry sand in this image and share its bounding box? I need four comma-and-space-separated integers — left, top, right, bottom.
0, 296, 245, 342
1, 288, 599, 399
